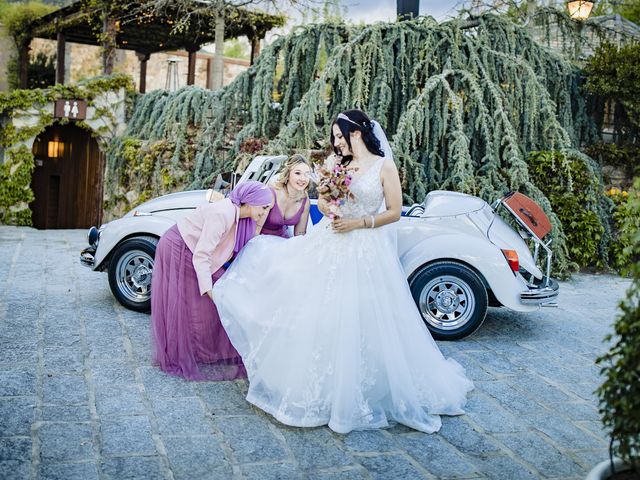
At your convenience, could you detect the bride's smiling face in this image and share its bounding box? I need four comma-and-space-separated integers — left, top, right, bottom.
332, 124, 353, 157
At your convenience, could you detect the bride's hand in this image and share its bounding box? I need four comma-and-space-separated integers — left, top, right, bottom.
332, 218, 360, 233
325, 153, 342, 169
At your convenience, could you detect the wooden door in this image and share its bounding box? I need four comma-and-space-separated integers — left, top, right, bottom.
30, 124, 104, 229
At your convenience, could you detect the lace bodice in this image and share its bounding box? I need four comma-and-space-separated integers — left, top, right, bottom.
341, 157, 386, 219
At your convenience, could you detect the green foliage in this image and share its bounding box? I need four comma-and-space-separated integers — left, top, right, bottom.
617, 2, 640, 24
0, 73, 133, 115
585, 142, 640, 178
585, 42, 640, 132
591, 0, 640, 24
224, 38, 249, 60
0, 1, 56, 46
0, 0, 57, 89
0, 145, 35, 226
26, 51, 56, 89
527, 150, 611, 269
597, 177, 640, 472
104, 135, 194, 218
607, 186, 640, 273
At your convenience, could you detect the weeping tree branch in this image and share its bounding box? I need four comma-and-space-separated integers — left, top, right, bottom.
106, 13, 607, 273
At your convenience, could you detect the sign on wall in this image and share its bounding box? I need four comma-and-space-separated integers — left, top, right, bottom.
54, 99, 87, 120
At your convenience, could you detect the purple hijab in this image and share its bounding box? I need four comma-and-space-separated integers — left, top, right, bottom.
228, 181, 272, 254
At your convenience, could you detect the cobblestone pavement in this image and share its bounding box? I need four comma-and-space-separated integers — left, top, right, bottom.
0, 226, 631, 480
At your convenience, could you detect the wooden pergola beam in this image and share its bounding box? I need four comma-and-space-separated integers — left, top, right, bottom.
136, 52, 150, 93
29, 2, 285, 56
18, 42, 30, 89
56, 30, 66, 84
187, 47, 198, 86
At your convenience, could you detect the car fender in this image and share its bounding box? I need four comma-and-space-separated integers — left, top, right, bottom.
94, 215, 177, 270
399, 230, 538, 312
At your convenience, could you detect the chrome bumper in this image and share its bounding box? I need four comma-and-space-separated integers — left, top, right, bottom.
80, 246, 96, 267
520, 277, 559, 305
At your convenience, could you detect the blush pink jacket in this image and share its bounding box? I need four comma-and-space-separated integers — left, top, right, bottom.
176, 198, 239, 296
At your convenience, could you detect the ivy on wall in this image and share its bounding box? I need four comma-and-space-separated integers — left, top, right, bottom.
0, 74, 134, 226
0, 145, 35, 225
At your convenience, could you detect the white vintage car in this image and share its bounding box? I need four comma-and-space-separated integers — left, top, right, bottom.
80, 155, 559, 340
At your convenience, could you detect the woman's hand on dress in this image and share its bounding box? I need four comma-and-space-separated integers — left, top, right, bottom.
332, 217, 361, 233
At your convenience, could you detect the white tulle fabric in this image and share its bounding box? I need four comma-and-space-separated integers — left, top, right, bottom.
214, 157, 474, 434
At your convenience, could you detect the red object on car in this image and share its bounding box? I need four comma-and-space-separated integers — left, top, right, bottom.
501, 192, 552, 240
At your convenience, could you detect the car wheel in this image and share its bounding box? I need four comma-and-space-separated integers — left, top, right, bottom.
409, 261, 488, 340
107, 236, 158, 312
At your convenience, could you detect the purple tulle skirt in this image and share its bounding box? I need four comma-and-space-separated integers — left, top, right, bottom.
150, 225, 247, 381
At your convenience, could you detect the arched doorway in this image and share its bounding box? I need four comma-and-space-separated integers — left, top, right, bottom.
30, 123, 105, 229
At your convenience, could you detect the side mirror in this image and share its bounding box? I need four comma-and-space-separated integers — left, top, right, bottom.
211, 172, 240, 196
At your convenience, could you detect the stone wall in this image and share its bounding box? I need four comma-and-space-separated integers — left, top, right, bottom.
13, 39, 249, 92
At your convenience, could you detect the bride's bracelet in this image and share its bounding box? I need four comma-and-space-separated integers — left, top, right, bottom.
361, 215, 376, 229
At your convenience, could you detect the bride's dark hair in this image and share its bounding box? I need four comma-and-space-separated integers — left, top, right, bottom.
330, 109, 384, 165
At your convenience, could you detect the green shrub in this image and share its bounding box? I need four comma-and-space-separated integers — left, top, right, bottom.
597, 178, 640, 473
527, 150, 610, 268
606, 185, 640, 273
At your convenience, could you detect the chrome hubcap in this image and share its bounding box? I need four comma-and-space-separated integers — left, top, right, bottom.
419, 275, 475, 331
116, 250, 154, 302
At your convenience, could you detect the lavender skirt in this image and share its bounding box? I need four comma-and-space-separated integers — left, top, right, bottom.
150, 225, 246, 381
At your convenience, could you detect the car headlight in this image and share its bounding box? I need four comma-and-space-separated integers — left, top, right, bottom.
87, 226, 100, 247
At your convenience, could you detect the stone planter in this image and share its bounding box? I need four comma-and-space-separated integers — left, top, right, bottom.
586, 458, 634, 480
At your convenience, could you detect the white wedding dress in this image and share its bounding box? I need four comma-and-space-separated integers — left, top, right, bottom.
214, 157, 473, 434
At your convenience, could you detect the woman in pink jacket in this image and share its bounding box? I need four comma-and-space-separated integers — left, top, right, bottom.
151, 181, 272, 380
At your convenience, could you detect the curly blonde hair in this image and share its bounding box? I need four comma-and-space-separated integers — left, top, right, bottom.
273, 154, 312, 191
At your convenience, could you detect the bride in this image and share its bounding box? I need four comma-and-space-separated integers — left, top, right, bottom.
213, 109, 473, 434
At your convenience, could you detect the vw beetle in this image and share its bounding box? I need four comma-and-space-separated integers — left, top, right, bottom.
81, 155, 558, 340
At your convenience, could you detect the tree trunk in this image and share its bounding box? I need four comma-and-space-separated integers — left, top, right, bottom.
102, 14, 117, 75
210, 7, 225, 90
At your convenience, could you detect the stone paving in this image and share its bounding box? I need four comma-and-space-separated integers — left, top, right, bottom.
0, 225, 631, 480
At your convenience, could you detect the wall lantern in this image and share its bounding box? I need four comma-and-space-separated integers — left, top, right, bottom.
567, 0, 594, 21
47, 140, 64, 158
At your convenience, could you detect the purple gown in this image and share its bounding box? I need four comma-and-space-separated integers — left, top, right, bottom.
151, 225, 246, 381
260, 188, 307, 238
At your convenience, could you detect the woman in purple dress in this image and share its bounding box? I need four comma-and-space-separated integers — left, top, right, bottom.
150, 181, 272, 381
260, 155, 311, 238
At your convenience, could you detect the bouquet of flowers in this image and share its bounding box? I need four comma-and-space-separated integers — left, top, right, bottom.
316, 162, 354, 219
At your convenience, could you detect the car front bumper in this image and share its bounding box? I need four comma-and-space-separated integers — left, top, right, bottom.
80, 245, 96, 267
520, 277, 559, 305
